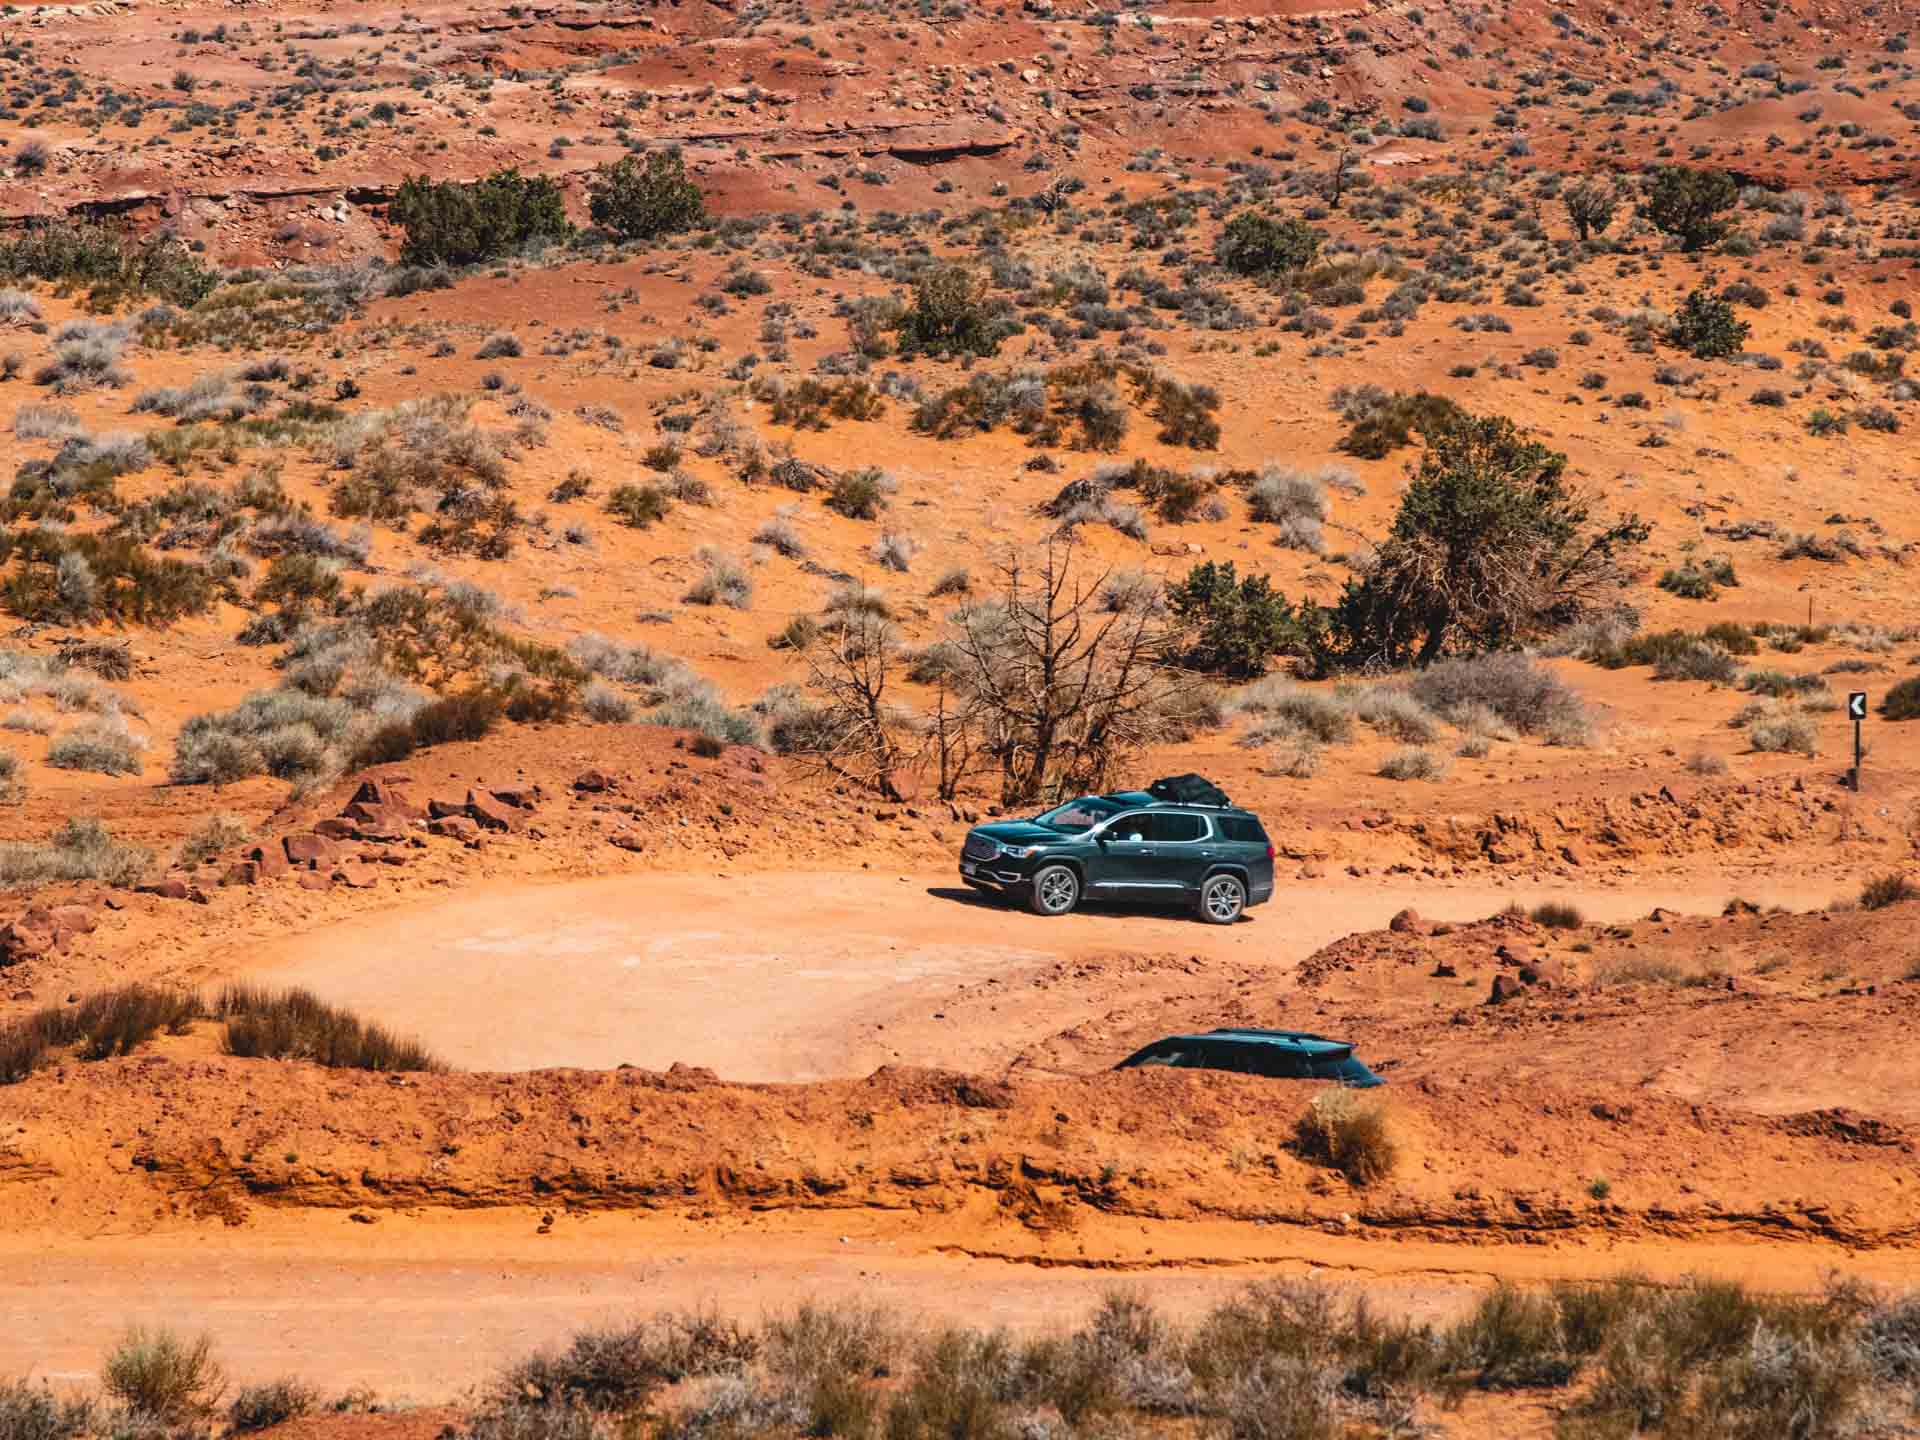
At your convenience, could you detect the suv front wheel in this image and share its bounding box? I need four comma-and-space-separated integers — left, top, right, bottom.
1197, 873, 1245, 925
1028, 863, 1081, 916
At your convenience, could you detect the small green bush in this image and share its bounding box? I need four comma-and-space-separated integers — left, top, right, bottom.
1669, 287, 1750, 359
894, 264, 1009, 359
825, 468, 893, 520
1167, 561, 1307, 679
606, 483, 670, 528
389, 168, 571, 267
586, 150, 706, 242
1216, 212, 1323, 276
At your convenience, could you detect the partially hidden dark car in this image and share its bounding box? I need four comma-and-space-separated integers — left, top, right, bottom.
957, 790, 1275, 924
1116, 1028, 1385, 1086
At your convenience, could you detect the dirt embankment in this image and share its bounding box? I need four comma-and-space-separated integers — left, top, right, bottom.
5, 1050, 1917, 1257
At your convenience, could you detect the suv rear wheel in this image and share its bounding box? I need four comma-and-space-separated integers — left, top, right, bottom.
1028, 863, 1081, 916
1198, 873, 1245, 925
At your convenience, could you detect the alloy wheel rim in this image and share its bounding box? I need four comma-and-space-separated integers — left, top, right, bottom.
1040, 872, 1074, 910
1206, 879, 1242, 920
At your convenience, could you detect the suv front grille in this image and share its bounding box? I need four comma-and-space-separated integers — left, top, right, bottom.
963, 836, 1000, 861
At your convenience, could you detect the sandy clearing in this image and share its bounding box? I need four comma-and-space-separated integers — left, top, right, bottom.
228, 870, 1840, 1080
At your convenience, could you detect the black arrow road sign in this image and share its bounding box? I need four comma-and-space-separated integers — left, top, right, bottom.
1849, 692, 1868, 722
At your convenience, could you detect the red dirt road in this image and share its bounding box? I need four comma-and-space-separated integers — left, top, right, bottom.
212, 870, 1840, 1080
9, 1212, 1918, 1401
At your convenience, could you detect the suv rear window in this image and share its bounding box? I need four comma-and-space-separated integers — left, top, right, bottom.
1147, 813, 1206, 842
1218, 816, 1267, 844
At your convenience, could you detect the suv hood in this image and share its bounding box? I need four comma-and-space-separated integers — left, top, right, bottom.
970, 820, 1064, 846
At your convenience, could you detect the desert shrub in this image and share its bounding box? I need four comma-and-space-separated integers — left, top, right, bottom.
1748, 708, 1818, 755
179, 813, 250, 868
929, 567, 970, 597
46, 713, 145, 775
217, 984, 443, 1071
1, 533, 216, 629
227, 1380, 316, 1434
0, 816, 150, 890
1881, 676, 1920, 720
826, 467, 894, 520
1321, 413, 1646, 668
1669, 287, 1750, 358
1860, 873, 1915, 911
1563, 180, 1619, 242
870, 532, 917, 573
683, 548, 753, 609
0, 1381, 96, 1440
501, 1313, 755, 1413
1293, 1088, 1396, 1184
1352, 686, 1440, 743
1234, 676, 1354, 744
1407, 652, 1588, 736
1146, 377, 1221, 449
1641, 166, 1738, 251
1532, 901, 1583, 929
323, 392, 506, 521
0, 220, 217, 306
1443, 1284, 1576, 1389
1658, 555, 1738, 599
389, 168, 571, 266
895, 264, 1010, 359
1167, 561, 1306, 678
33, 325, 132, 393
765, 376, 885, 430
1334, 389, 1462, 458
102, 1328, 226, 1421
1217, 212, 1322, 275
569, 633, 758, 747
475, 331, 522, 360
581, 679, 635, 723
1378, 746, 1445, 781
606, 483, 670, 528
0, 982, 204, 1084
587, 149, 706, 242
752, 515, 806, 559
1247, 466, 1327, 552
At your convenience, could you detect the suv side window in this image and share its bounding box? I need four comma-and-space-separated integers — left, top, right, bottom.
1219, 816, 1268, 844
1146, 813, 1207, 843
1106, 812, 1151, 842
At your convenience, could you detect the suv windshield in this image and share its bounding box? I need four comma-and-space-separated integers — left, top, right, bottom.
1032, 796, 1127, 833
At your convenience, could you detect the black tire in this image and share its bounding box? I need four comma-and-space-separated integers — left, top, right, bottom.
1028, 863, 1081, 916
1197, 872, 1246, 925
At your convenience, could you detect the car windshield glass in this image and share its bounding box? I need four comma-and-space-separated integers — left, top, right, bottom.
1033, 797, 1124, 833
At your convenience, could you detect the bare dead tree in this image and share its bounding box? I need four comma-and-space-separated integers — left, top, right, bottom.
796, 609, 911, 800
1033, 174, 1076, 217
945, 539, 1185, 806
1327, 148, 1355, 210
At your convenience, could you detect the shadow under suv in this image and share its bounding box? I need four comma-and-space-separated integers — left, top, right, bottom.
957, 791, 1276, 924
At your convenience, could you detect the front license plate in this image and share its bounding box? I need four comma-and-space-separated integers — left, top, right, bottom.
961, 862, 977, 876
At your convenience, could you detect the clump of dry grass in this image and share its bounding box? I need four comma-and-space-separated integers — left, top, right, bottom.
1292, 1087, 1397, 1185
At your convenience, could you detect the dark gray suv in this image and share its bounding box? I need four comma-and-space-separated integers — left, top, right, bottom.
957, 791, 1276, 924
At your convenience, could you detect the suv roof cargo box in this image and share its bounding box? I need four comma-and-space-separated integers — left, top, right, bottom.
1146, 773, 1231, 808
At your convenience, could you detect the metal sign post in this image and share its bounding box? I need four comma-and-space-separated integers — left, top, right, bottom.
1848, 692, 1867, 790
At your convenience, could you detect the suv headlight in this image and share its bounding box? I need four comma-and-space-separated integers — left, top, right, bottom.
999, 844, 1040, 859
